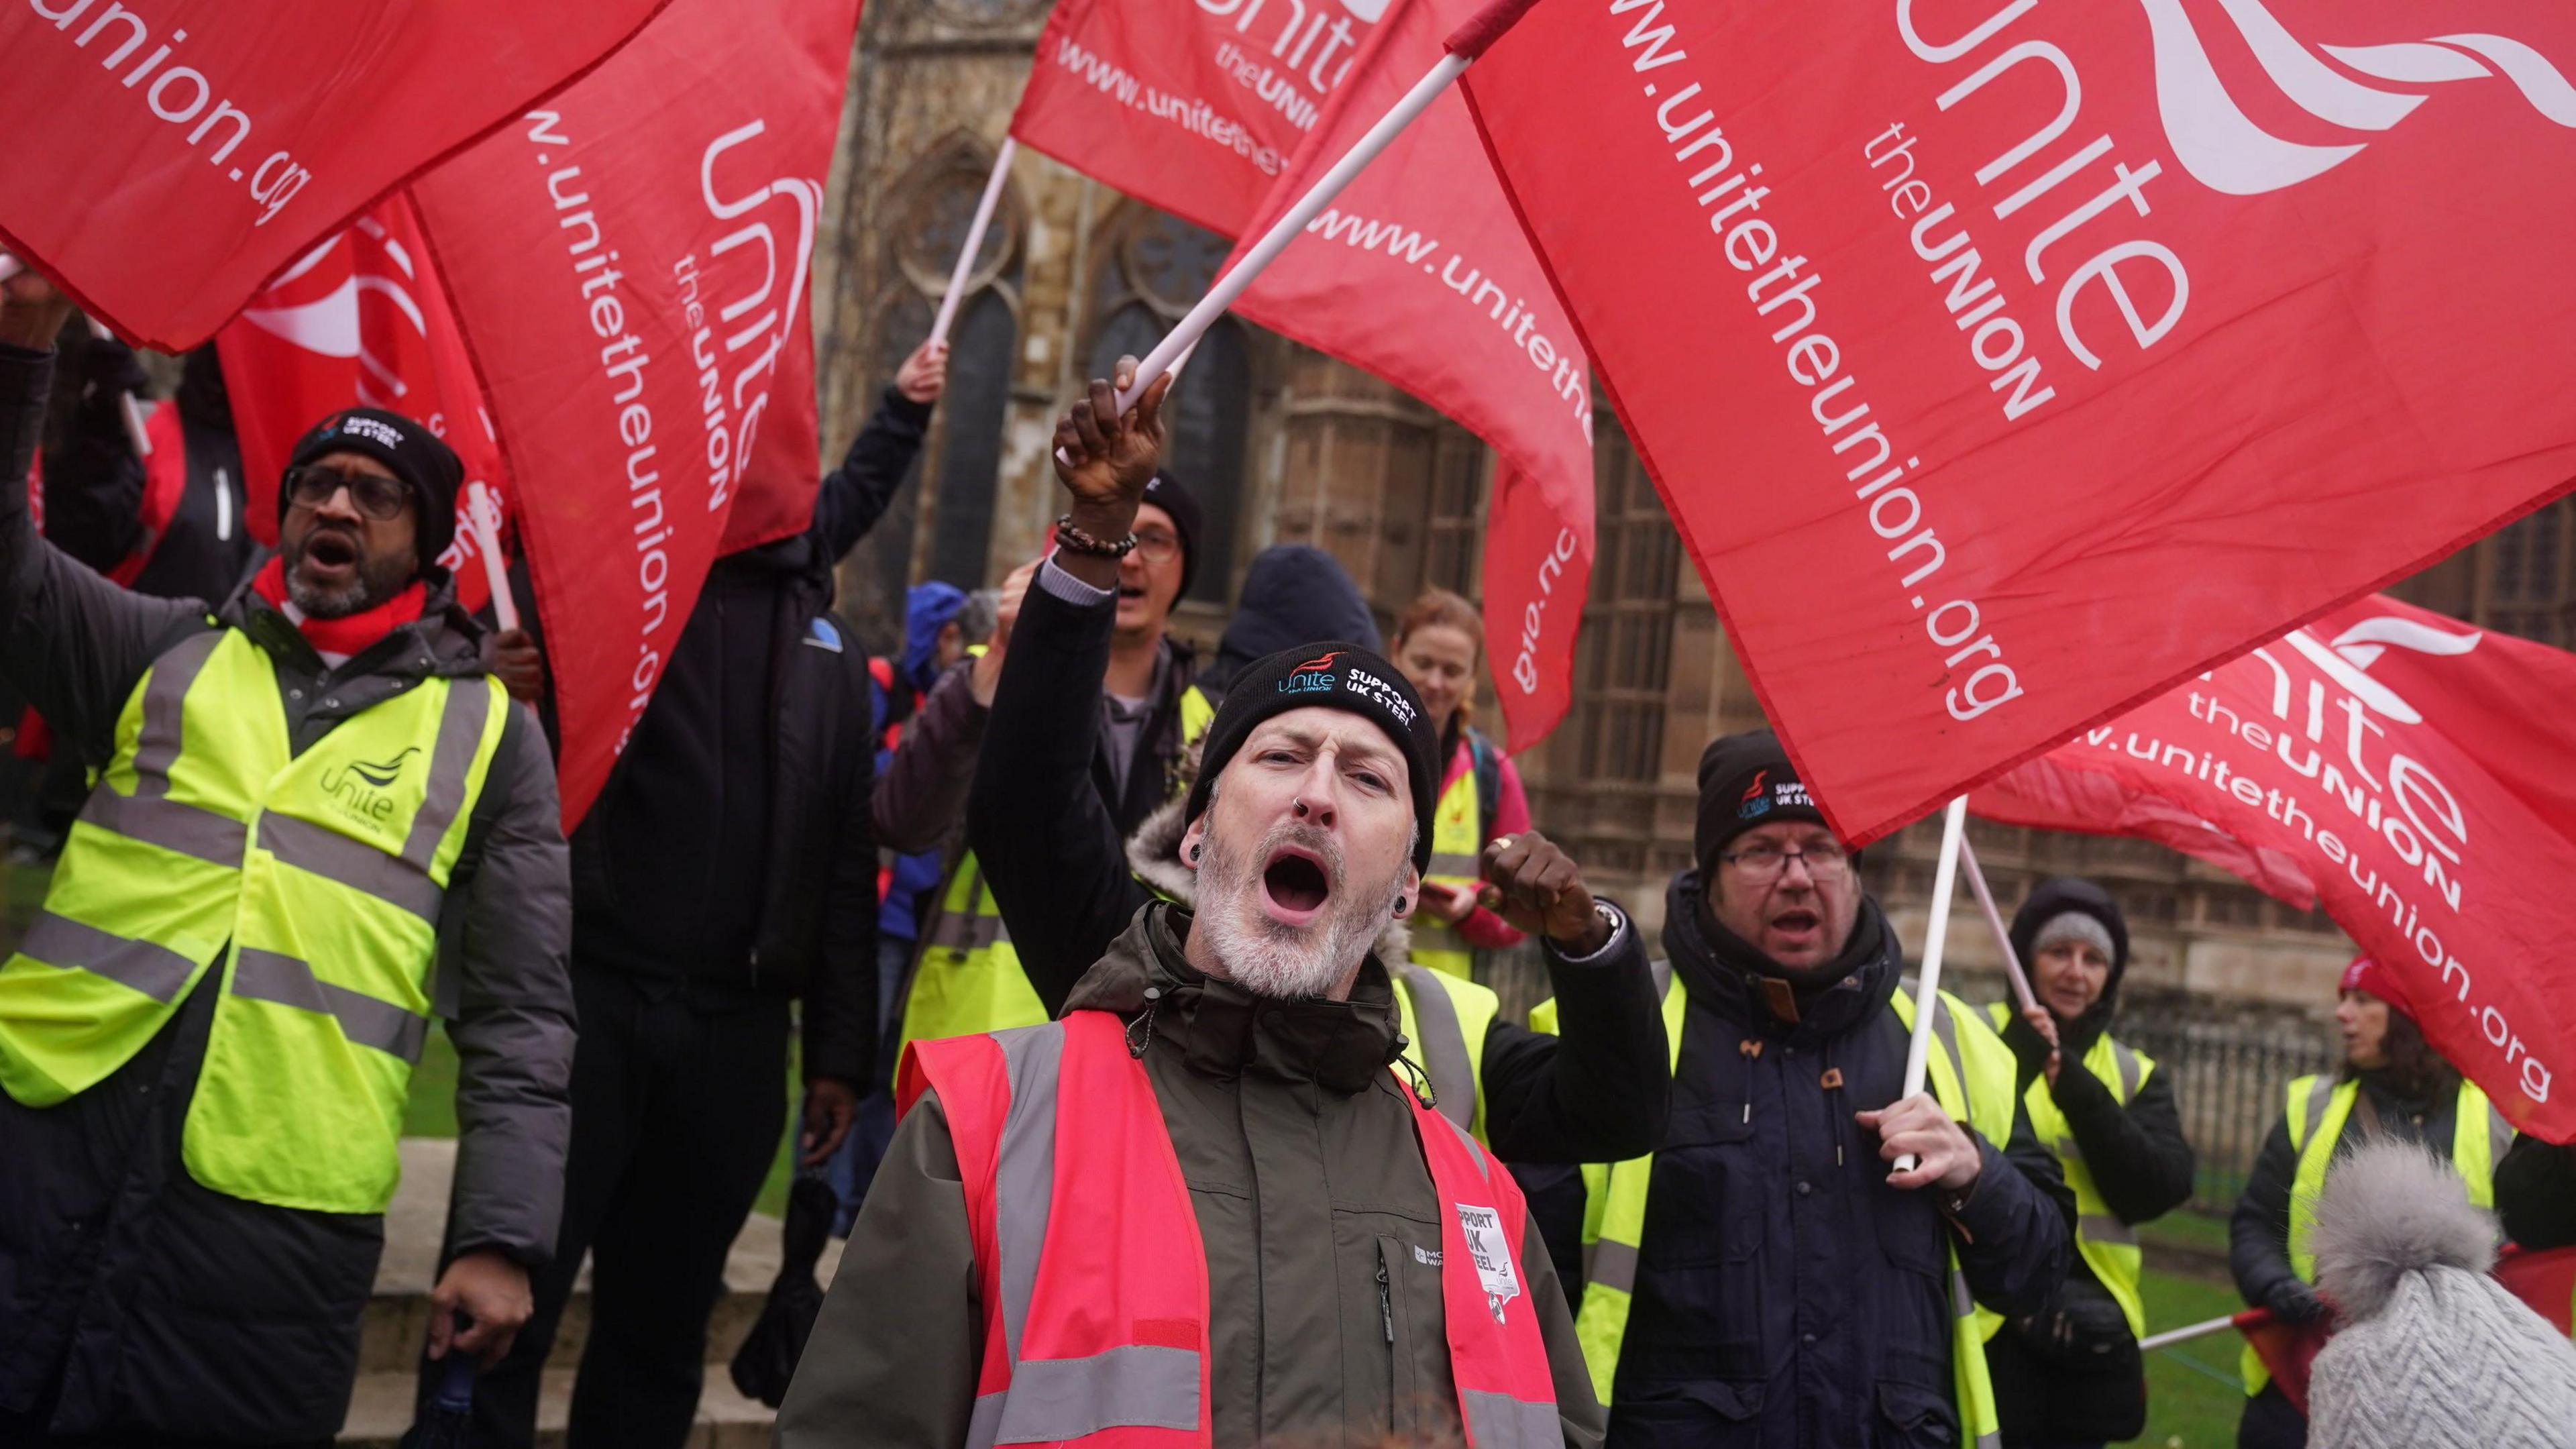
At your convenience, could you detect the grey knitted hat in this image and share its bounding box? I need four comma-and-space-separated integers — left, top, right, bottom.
2306, 1141, 2576, 1448
2030, 910, 2116, 965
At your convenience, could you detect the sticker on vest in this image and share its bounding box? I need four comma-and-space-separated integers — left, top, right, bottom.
1455, 1203, 1519, 1323
1411, 1244, 1442, 1267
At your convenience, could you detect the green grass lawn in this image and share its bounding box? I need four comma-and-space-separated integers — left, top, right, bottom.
2139, 1207, 2233, 1258
2138, 1265, 2253, 1447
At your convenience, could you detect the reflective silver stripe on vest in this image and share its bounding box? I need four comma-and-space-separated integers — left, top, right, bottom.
1395, 962, 1475, 1131
1430, 1101, 1493, 1181
1587, 1238, 1640, 1297
2488, 1103, 2517, 1165
399, 678, 493, 871
965, 1020, 1204, 1449
1950, 1267, 1976, 1320
1460, 1387, 1560, 1449
2079, 1214, 2139, 1248
991, 1022, 1066, 1366
1428, 851, 1482, 878
2299, 1078, 2335, 1147
2110, 1039, 2143, 1102
129, 631, 223, 799
973, 1345, 1199, 1446
1927, 995, 1970, 1120
229, 949, 431, 1061
21, 911, 199, 1002
927, 867, 1009, 955
926, 908, 1007, 954
77, 789, 247, 867
258, 814, 444, 921
1649, 957, 1674, 999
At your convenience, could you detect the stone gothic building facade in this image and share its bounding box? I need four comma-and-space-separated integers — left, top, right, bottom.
808, 0, 2571, 1020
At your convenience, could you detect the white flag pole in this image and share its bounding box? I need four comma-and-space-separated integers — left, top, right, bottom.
1958, 836, 2038, 1014
1106, 51, 1472, 417
1894, 795, 1972, 1173
2139, 1314, 2245, 1352
928, 138, 1016, 350
466, 481, 519, 633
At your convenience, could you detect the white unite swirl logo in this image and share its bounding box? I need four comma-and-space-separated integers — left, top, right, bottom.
2137, 0, 2576, 195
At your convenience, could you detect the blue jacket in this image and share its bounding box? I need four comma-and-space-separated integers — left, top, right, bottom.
1609, 873, 2074, 1448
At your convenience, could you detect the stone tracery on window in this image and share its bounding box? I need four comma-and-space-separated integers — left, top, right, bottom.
848, 138, 1026, 629
1085, 204, 1256, 603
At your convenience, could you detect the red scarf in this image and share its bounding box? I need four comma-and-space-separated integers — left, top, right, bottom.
252, 557, 427, 659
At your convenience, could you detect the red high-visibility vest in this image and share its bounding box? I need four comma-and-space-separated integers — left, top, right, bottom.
899, 1009, 1561, 1448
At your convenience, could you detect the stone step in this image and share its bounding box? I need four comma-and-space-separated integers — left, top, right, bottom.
337, 1366, 776, 1449
364, 1139, 843, 1375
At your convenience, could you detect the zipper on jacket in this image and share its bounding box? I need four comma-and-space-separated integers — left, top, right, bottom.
1376, 1242, 1395, 1345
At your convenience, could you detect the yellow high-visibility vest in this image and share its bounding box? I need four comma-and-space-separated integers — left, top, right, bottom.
1982, 1002, 2157, 1338
0, 627, 507, 1214
1406, 758, 1485, 980
2240, 1072, 2510, 1395
1534, 970, 2013, 1446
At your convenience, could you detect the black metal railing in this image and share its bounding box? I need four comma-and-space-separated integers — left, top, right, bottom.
2108, 1008, 2339, 1215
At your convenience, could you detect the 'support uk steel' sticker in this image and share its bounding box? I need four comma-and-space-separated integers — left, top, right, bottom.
1455, 1203, 1519, 1322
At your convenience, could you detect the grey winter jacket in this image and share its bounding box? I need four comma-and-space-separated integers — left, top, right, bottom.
0, 341, 574, 1440
779, 904, 1609, 1448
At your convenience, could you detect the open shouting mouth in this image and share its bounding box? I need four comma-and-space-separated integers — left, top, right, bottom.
1259, 842, 1334, 928
299, 527, 360, 585
1766, 906, 1822, 952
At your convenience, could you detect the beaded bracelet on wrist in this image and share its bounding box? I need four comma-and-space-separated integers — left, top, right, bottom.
1055, 514, 1138, 559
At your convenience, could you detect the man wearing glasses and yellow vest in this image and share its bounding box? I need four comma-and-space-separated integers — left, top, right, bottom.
0, 276, 574, 1447
1534, 731, 2074, 1448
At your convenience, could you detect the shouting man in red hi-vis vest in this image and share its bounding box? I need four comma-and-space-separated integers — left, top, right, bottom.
780, 361, 1617, 1448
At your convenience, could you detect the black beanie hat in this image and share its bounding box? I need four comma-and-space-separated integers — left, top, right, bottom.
1183, 641, 1441, 872
284, 407, 465, 566
1141, 471, 1203, 596
1695, 729, 1829, 877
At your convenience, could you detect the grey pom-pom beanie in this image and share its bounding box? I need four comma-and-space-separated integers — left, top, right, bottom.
2305, 1140, 2576, 1448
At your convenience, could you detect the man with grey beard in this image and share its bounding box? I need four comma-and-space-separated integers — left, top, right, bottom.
780, 370, 1640, 1448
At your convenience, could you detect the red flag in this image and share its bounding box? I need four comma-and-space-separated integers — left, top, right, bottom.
409, 0, 858, 827
2497, 1245, 2576, 1337
1224, 0, 1595, 751
1976, 594, 2576, 1141
1456, 0, 2576, 841
217, 193, 507, 614
2235, 1307, 2328, 1414
0, 0, 672, 352
1009, 0, 1389, 237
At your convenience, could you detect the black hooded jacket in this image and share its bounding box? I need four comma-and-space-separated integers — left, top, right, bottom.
547, 392, 929, 1087
1995, 877, 2195, 1226
1603, 873, 2074, 1446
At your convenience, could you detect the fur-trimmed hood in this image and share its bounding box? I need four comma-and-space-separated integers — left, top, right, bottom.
1126, 737, 1417, 967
